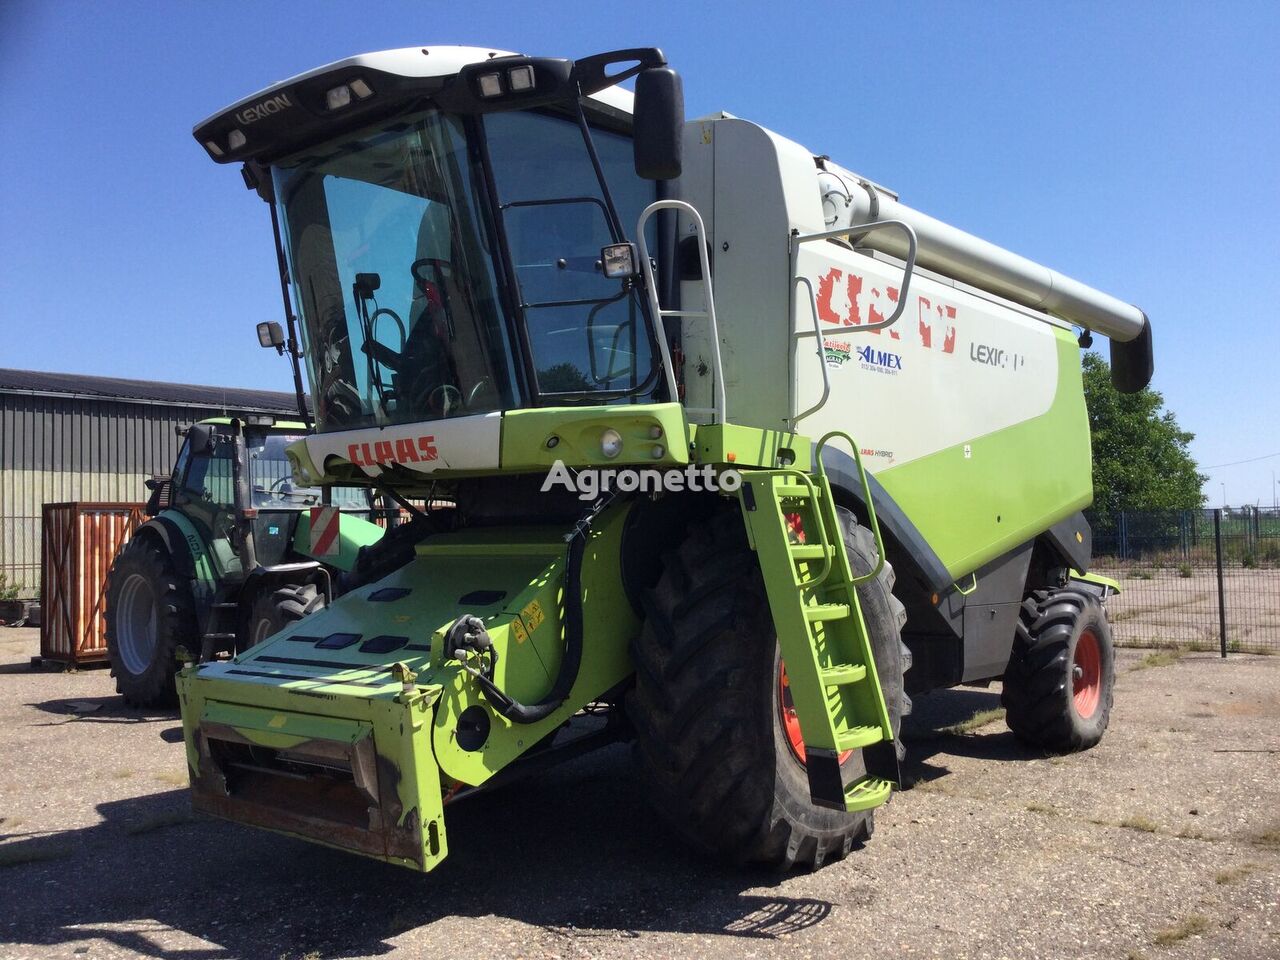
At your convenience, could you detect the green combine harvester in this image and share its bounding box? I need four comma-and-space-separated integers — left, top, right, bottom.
179, 45, 1153, 871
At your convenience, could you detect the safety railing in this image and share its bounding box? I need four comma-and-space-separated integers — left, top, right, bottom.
790, 220, 919, 424
636, 200, 726, 424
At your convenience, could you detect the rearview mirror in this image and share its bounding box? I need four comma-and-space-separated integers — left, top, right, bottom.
257, 320, 285, 354
186, 423, 216, 456
633, 67, 684, 180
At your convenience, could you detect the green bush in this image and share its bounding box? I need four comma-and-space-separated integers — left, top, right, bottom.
1178, 563, 1192, 578
0, 572, 23, 602
1241, 553, 1259, 569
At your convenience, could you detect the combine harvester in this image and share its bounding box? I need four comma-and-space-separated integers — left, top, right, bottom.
180, 46, 1153, 871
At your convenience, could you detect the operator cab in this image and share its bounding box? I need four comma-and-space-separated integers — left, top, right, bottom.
199, 47, 684, 439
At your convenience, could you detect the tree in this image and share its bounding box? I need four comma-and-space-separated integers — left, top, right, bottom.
1082, 352, 1205, 525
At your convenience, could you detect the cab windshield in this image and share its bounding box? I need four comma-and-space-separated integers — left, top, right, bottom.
274, 108, 659, 434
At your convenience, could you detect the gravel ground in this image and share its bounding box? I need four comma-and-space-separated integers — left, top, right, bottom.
1, 626, 1277, 960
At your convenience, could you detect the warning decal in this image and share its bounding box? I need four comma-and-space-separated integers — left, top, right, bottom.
309, 506, 341, 558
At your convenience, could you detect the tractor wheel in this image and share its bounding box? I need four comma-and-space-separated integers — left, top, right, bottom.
242, 582, 327, 652
628, 505, 910, 871
104, 536, 197, 707
1002, 588, 1115, 752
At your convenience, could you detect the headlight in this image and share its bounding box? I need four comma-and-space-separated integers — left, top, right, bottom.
601, 428, 623, 459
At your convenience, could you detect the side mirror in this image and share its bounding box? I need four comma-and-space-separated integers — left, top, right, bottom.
186, 423, 216, 456
257, 320, 285, 355
633, 67, 684, 180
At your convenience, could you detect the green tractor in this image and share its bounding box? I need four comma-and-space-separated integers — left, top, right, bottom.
176, 45, 1151, 871
104, 417, 390, 706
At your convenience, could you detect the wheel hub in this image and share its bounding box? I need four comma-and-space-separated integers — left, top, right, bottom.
116, 573, 159, 676
1072, 629, 1102, 719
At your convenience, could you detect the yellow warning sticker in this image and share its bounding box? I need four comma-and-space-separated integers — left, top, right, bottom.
511, 618, 529, 644
268, 714, 287, 729
522, 599, 546, 633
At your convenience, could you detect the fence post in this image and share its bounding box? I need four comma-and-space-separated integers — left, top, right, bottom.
1214, 508, 1227, 659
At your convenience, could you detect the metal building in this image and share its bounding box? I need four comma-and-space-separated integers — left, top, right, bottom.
0, 368, 303, 597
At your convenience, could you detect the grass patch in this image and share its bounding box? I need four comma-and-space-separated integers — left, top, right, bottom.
1026, 801, 1058, 815
1249, 826, 1280, 849
939, 707, 1005, 736
112, 769, 134, 779
1120, 814, 1160, 833
152, 770, 188, 786
1131, 649, 1185, 671
1214, 864, 1257, 885
125, 810, 197, 836
0, 843, 72, 868
1152, 913, 1211, 946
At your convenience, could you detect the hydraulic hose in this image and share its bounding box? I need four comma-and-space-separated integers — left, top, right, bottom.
454, 498, 608, 725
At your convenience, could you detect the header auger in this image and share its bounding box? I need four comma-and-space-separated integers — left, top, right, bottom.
176, 44, 1143, 871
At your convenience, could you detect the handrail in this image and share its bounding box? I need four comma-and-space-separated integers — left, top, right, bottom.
636, 200, 727, 423
814, 430, 886, 586
790, 220, 919, 424
778, 469, 833, 587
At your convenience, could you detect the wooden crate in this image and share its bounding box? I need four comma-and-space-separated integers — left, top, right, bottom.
40, 503, 145, 665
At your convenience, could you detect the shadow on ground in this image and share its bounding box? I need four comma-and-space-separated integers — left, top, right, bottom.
1, 686, 1018, 958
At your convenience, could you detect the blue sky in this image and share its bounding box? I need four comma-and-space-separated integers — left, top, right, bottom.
1, 1, 1276, 505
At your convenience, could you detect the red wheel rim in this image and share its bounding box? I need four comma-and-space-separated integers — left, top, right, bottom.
778, 661, 853, 765
1072, 629, 1102, 719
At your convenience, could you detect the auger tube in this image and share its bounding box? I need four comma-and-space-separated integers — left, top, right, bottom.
828, 174, 1147, 342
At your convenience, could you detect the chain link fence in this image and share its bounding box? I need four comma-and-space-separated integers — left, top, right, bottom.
1090, 506, 1280, 654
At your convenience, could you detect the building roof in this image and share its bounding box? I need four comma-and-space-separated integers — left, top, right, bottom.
0, 368, 307, 414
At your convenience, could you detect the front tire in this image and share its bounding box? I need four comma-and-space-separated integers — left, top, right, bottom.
1002, 588, 1115, 752
105, 536, 197, 707
242, 582, 326, 652
628, 505, 909, 871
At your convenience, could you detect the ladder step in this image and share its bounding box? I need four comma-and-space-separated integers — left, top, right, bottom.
775, 483, 819, 499
212, 602, 239, 610
203, 633, 237, 641
843, 776, 894, 812
804, 602, 849, 622
835, 725, 885, 751
819, 663, 867, 686
788, 544, 830, 561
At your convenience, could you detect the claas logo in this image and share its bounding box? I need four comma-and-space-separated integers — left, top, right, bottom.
347, 436, 439, 467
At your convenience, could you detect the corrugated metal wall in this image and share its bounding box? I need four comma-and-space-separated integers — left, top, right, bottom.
0, 392, 290, 595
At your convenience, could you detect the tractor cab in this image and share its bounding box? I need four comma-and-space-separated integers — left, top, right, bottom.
200, 46, 689, 488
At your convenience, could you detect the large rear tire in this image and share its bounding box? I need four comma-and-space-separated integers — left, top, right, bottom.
628, 505, 909, 871
1002, 588, 1115, 752
105, 536, 197, 707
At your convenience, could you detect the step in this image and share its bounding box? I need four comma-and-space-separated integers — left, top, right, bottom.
203, 633, 237, 641
834, 724, 885, 751
843, 776, 894, 812
804, 602, 850, 622
819, 663, 867, 686
788, 544, 830, 561
774, 483, 819, 500
212, 602, 239, 610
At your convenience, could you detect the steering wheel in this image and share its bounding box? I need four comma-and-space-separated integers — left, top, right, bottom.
467, 377, 491, 407
268, 476, 292, 497
428, 384, 464, 417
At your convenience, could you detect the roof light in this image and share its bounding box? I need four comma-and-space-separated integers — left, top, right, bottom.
508, 65, 535, 92
349, 77, 373, 99
204, 140, 224, 157
477, 72, 503, 97
326, 84, 353, 110
227, 129, 246, 151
